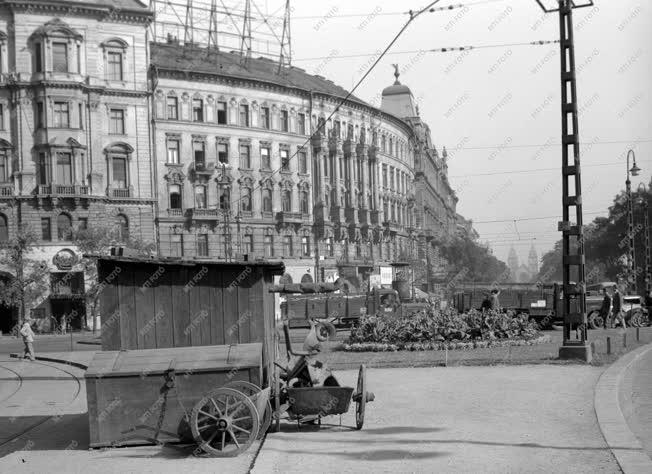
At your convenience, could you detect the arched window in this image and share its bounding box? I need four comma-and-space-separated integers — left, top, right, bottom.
279, 273, 293, 285
262, 188, 273, 212
300, 190, 309, 214
57, 213, 72, 241
301, 273, 313, 283
0, 213, 7, 242
169, 184, 182, 209
116, 214, 129, 241
282, 189, 292, 212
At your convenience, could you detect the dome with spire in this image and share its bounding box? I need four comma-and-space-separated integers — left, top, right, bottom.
381, 64, 416, 118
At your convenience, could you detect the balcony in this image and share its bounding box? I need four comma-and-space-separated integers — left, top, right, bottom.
54, 184, 89, 196
167, 208, 184, 218
190, 208, 221, 220
0, 183, 13, 197
330, 206, 345, 224
193, 161, 214, 176
276, 211, 303, 225
111, 188, 131, 198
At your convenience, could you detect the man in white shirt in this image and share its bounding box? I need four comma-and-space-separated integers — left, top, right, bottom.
20, 316, 35, 361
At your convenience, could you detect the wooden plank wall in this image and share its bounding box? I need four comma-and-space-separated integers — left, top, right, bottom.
100, 261, 273, 354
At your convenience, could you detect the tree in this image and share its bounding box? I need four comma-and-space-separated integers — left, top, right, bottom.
73, 225, 155, 332
434, 233, 509, 284
0, 227, 49, 328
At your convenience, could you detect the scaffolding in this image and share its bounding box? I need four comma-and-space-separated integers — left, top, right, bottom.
150, 0, 292, 65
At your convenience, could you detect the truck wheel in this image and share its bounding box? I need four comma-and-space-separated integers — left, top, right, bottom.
588, 311, 603, 330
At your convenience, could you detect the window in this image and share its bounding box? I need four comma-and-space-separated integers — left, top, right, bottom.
261, 146, 271, 169
41, 217, 51, 241
107, 51, 123, 81
260, 107, 270, 129
0, 150, 8, 182
112, 156, 127, 188
243, 234, 254, 254
52, 42, 68, 73
167, 139, 179, 164
264, 235, 273, 257
334, 121, 341, 138
325, 237, 333, 256
36, 102, 44, 129
382, 165, 387, 188
78, 103, 83, 129
241, 188, 252, 212
239, 144, 250, 168
34, 43, 42, 72
239, 104, 249, 127
0, 214, 7, 243
167, 96, 178, 120
381, 136, 386, 153
57, 214, 72, 241
389, 138, 393, 156
280, 149, 290, 172
281, 189, 291, 212
192, 99, 203, 122
0, 104, 4, 130
219, 188, 230, 210
297, 113, 306, 135
283, 235, 292, 256
217, 143, 229, 164
390, 168, 394, 191
53, 102, 69, 128
38, 153, 49, 185
298, 151, 307, 174
301, 236, 310, 257
109, 109, 125, 134
262, 189, 272, 212
280, 110, 289, 132
195, 186, 206, 208
323, 156, 329, 177
77, 217, 88, 231
217, 101, 227, 124
197, 234, 209, 257
169, 184, 182, 209
56, 153, 72, 185
300, 190, 309, 214
116, 214, 129, 241
193, 141, 205, 169
171, 234, 183, 257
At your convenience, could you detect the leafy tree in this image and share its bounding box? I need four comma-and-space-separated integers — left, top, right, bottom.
538, 179, 652, 293
0, 226, 49, 328
73, 225, 155, 332
434, 233, 509, 284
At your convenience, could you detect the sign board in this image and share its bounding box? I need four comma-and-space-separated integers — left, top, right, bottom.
380, 266, 393, 285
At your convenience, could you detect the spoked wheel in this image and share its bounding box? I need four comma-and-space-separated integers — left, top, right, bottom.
223, 380, 272, 438
190, 387, 259, 457
354, 364, 366, 430
588, 312, 603, 330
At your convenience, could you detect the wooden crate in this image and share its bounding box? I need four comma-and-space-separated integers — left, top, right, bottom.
85, 343, 262, 448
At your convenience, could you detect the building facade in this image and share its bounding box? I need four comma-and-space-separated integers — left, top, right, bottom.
0, 0, 155, 332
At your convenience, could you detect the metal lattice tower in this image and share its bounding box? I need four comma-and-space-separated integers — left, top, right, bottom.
535, 0, 594, 361
240, 0, 252, 61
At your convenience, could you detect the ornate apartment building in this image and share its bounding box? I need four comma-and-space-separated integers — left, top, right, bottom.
0, 0, 155, 332
0, 0, 461, 332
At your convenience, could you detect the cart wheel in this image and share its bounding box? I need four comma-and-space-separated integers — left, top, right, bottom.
190, 387, 259, 457
354, 364, 366, 430
223, 380, 272, 438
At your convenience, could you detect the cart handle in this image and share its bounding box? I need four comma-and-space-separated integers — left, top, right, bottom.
282, 320, 319, 357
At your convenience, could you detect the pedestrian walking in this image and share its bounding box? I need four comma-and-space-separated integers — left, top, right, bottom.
20, 316, 36, 361
490, 289, 501, 312
612, 285, 626, 329
600, 287, 612, 329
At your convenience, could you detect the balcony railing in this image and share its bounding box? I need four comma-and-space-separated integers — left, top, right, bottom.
190, 208, 221, 220
276, 211, 303, 224
38, 184, 90, 196
112, 188, 131, 198
0, 183, 13, 196
167, 208, 184, 217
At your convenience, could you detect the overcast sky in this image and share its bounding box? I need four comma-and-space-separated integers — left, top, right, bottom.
153, 0, 651, 265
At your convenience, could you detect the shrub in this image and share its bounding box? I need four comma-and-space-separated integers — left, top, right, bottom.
348, 306, 541, 345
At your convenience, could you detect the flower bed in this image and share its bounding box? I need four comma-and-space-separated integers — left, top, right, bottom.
343, 306, 550, 352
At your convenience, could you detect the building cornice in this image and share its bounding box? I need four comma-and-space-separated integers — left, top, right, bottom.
1, 1, 153, 25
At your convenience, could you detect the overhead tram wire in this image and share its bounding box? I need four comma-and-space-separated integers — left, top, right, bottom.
292, 40, 560, 62
449, 159, 652, 178
472, 211, 606, 224
228, 0, 448, 209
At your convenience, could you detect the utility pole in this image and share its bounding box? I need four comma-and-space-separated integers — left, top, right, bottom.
535, 0, 594, 362
637, 183, 650, 296
625, 150, 641, 293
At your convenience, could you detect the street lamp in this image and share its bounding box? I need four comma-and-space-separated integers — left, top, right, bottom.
625, 150, 640, 293
636, 183, 650, 296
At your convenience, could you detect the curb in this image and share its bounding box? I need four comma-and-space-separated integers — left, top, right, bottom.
594, 342, 652, 474
9, 353, 90, 370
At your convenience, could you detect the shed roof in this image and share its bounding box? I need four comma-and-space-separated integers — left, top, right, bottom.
85, 343, 262, 378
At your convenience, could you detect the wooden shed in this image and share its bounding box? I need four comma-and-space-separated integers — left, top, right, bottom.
97, 256, 284, 369
84, 343, 262, 448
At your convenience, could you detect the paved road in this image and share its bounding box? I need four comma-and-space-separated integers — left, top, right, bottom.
254, 365, 620, 474
0, 333, 99, 356
621, 346, 652, 461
